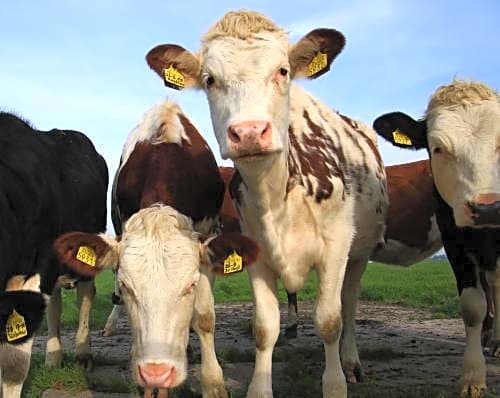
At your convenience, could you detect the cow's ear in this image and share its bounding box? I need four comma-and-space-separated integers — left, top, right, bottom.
200, 233, 259, 276
53, 232, 120, 277
289, 28, 345, 79
0, 289, 46, 344
145, 44, 201, 90
373, 112, 427, 150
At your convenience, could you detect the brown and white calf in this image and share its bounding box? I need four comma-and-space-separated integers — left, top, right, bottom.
54, 101, 258, 397
146, 11, 389, 397
374, 80, 499, 398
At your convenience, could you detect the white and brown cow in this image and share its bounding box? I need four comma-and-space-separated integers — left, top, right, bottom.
374, 80, 500, 398
146, 11, 389, 397
54, 101, 258, 397
372, 159, 442, 265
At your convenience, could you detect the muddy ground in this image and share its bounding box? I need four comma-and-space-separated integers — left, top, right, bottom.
33, 301, 500, 397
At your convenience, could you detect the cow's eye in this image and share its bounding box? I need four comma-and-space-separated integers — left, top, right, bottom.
205, 76, 215, 89
433, 147, 442, 155
279, 68, 288, 76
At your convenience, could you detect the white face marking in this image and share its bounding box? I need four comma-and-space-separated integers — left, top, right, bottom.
201, 33, 291, 159
427, 100, 500, 227
117, 207, 201, 387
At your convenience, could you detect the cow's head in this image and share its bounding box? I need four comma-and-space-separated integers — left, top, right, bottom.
374, 80, 500, 228
53, 205, 258, 389
146, 10, 345, 165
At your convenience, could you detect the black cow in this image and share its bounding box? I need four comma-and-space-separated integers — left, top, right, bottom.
0, 112, 107, 397
374, 80, 499, 398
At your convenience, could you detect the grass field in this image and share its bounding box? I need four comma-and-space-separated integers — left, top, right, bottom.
22, 259, 463, 397
55, 259, 459, 332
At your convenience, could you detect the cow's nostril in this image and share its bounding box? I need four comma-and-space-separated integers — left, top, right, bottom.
228, 128, 241, 143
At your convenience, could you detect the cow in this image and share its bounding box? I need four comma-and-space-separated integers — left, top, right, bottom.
220, 161, 442, 340
371, 159, 442, 265
53, 100, 258, 397
145, 11, 390, 397
0, 112, 108, 397
373, 80, 499, 398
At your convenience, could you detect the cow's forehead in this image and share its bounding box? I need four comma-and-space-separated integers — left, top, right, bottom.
427, 100, 500, 140
201, 34, 289, 71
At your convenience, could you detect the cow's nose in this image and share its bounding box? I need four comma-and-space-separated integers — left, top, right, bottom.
138, 362, 175, 388
468, 193, 500, 226
227, 120, 272, 150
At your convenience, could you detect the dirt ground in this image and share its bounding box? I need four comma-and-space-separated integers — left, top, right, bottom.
32, 301, 500, 397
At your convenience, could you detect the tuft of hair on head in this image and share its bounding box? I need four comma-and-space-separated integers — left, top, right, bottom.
426, 79, 498, 114
202, 9, 285, 43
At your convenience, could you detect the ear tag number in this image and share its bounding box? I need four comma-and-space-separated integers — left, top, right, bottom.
307, 52, 328, 77
163, 65, 185, 89
223, 250, 243, 274
6, 310, 28, 342
76, 246, 97, 267
392, 129, 413, 146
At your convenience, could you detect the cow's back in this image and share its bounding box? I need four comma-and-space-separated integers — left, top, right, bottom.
0, 113, 108, 292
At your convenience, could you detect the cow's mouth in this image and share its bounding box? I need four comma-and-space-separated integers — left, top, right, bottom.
234, 149, 280, 161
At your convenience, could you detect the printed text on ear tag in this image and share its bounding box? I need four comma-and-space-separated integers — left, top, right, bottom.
392, 129, 413, 146
307, 52, 328, 77
76, 246, 97, 267
163, 65, 185, 90
223, 250, 243, 274
6, 310, 28, 342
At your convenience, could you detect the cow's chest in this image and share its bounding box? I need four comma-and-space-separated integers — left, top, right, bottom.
238, 188, 340, 292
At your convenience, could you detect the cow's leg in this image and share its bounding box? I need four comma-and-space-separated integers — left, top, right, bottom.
459, 285, 487, 398
45, 287, 63, 368
486, 267, 500, 357
246, 263, 280, 398
75, 280, 95, 370
340, 257, 368, 383
0, 338, 34, 398
315, 238, 351, 398
191, 268, 228, 398
285, 291, 298, 339
103, 276, 123, 336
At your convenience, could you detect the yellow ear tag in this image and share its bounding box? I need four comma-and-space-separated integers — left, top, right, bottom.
392, 129, 413, 146
6, 310, 28, 342
307, 52, 328, 77
223, 250, 243, 274
76, 246, 97, 267
163, 65, 185, 90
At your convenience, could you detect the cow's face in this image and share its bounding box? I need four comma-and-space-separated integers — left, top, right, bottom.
145, 11, 345, 163
374, 81, 500, 228
53, 206, 258, 389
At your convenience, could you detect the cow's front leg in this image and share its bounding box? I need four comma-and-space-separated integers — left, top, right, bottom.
486, 267, 500, 357
340, 257, 368, 383
45, 287, 62, 368
246, 263, 279, 398
459, 286, 487, 398
75, 280, 95, 370
192, 269, 228, 398
315, 234, 352, 398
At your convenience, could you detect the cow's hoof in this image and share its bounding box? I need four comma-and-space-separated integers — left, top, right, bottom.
460, 384, 487, 398
101, 327, 115, 337
45, 351, 62, 368
76, 353, 94, 371
489, 340, 500, 357
285, 324, 298, 339
343, 362, 364, 384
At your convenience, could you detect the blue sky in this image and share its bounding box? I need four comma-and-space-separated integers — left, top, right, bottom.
2, 1, 499, 230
